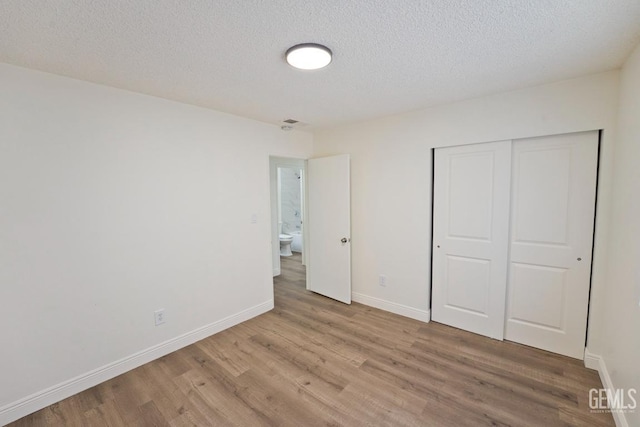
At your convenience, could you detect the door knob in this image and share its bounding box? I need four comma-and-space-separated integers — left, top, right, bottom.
341, 237, 348, 244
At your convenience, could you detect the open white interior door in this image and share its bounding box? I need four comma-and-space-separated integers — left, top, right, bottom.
307, 154, 351, 304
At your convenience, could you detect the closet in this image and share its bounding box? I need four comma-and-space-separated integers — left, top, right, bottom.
431, 131, 598, 358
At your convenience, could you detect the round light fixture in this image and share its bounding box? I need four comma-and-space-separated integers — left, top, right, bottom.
286, 43, 332, 70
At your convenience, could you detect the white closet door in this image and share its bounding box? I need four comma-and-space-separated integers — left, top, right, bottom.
432, 141, 512, 339
505, 132, 598, 358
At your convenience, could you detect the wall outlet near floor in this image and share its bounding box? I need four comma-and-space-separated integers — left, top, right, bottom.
379, 275, 387, 287
154, 309, 166, 326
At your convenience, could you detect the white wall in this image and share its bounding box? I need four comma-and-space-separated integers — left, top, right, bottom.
313, 71, 619, 346
279, 168, 303, 234
600, 42, 640, 426
0, 63, 312, 424
1, 56, 633, 425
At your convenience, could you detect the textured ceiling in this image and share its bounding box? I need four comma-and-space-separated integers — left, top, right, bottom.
1, 1, 640, 129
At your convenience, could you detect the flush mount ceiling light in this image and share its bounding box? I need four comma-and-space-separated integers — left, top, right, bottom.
286, 43, 332, 70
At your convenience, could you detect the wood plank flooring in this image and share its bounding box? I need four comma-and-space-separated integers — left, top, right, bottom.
9, 253, 614, 426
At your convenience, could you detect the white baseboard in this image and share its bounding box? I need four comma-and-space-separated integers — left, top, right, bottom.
0, 299, 273, 426
352, 292, 431, 323
583, 349, 630, 427
584, 349, 601, 370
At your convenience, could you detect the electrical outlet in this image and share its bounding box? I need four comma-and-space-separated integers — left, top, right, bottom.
379, 275, 387, 287
154, 309, 166, 326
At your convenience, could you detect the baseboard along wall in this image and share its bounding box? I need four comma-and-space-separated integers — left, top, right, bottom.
583, 349, 631, 427
351, 292, 431, 323
0, 300, 274, 426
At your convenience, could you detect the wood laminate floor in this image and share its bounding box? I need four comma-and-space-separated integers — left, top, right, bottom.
9, 253, 614, 426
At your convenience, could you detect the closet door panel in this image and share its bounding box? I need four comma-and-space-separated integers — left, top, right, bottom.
432, 141, 511, 340
505, 131, 598, 358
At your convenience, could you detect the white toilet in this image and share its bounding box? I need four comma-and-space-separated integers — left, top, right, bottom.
279, 233, 293, 256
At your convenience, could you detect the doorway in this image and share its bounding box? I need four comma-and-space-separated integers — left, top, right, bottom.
269, 157, 306, 277
269, 154, 352, 304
